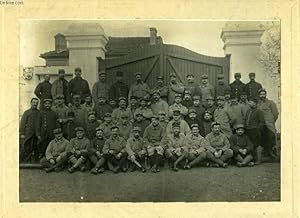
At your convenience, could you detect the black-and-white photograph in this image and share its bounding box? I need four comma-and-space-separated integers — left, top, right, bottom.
19, 20, 281, 202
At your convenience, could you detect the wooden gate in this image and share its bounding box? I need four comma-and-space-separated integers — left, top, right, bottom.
103, 44, 230, 88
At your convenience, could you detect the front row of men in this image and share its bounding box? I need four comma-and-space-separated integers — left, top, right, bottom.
40, 117, 255, 174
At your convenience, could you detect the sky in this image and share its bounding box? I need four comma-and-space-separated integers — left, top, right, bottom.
20, 20, 226, 67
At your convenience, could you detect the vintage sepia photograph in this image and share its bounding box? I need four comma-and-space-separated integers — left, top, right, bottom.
19, 19, 281, 202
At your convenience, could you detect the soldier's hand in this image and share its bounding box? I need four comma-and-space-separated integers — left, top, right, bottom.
56, 156, 61, 162
68, 103, 72, 107
37, 136, 41, 143
49, 159, 55, 165
130, 155, 136, 161
116, 152, 122, 159
109, 150, 115, 154
238, 149, 243, 154
242, 149, 247, 155
96, 151, 101, 157
218, 150, 223, 157
20, 135, 25, 139
214, 151, 219, 157
76, 150, 81, 156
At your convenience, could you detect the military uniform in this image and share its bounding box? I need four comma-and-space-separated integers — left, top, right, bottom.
166, 119, 191, 136
229, 73, 246, 100
128, 72, 150, 99
92, 80, 110, 102
118, 120, 133, 140
69, 104, 87, 129
134, 106, 153, 120
168, 75, 185, 105
94, 101, 113, 122
69, 76, 91, 103
112, 107, 133, 123
132, 119, 150, 136
164, 132, 186, 159
51, 95, 70, 126
34, 80, 52, 109
152, 78, 169, 103
245, 72, 263, 100
150, 97, 169, 117
199, 74, 215, 106
215, 74, 230, 98
51, 74, 70, 105
86, 117, 101, 140
185, 109, 205, 137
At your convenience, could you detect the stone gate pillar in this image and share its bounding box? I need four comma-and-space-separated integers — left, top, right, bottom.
65, 23, 108, 87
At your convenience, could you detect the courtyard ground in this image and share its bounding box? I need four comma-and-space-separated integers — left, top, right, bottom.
19, 163, 280, 202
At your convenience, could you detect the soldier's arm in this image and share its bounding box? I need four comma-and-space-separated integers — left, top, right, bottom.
91, 83, 98, 104
204, 135, 216, 153
34, 83, 42, 99
85, 80, 91, 96
45, 141, 54, 161
102, 140, 110, 154
125, 139, 134, 157
245, 135, 254, 153
19, 111, 28, 135
51, 81, 57, 99
221, 135, 231, 151
270, 101, 279, 121
87, 139, 97, 154
35, 112, 41, 138
128, 85, 133, 101
229, 135, 239, 153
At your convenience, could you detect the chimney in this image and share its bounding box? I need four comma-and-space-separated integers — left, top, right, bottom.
55, 33, 67, 52
150, 27, 157, 45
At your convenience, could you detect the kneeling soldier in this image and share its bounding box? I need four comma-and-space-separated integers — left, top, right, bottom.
164, 122, 186, 171
88, 127, 107, 174
40, 128, 69, 173
229, 124, 254, 167
205, 122, 233, 168
66, 127, 90, 173
126, 126, 147, 172
103, 125, 127, 173
184, 124, 208, 169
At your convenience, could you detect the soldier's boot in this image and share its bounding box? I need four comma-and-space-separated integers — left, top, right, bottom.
255, 146, 263, 165
188, 152, 206, 168
95, 157, 106, 173
173, 155, 184, 171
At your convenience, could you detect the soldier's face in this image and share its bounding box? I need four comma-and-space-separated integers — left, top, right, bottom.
119, 100, 127, 108
133, 131, 140, 138
31, 99, 39, 109
75, 70, 82, 77
218, 79, 224, 84
174, 96, 182, 104
159, 114, 165, 121
231, 99, 238, 104
98, 98, 106, 104
55, 133, 63, 141
235, 76, 241, 81
202, 78, 208, 84
136, 115, 143, 122
187, 75, 194, 83
153, 93, 160, 101
225, 94, 230, 100
173, 114, 180, 121
57, 99, 64, 105
111, 128, 119, 137
204, 113, 212, 121
44, 101, 51, 109
207, 99, 214, 107
236, 128, 245, 135
192, 127, 199, 135
170, 76, 176, 82
104, 116, 112, 123
74, 98, 81, 106
140, 100, 146, 107
248, 100, 256, 108
259, 92, 266, 99
109, 100, 117, 107
193, 99, 200, 106
189, 113, 196, 119
184, 94, 191, 100
85, 96, 92, 104
135, 75, 142, 82
151, 118, 159, 126
44, 75, 50, 81
217, 99, 225, 107
240, 95, 247, 102
249, 75, 255, 81
76, 131, 84, 139
99, 74, 106, 81
121, 117, 129, 124
116, 76, 122, 82
88, 115, 96, 122
173, 127, 180, 135
212, 125, 221, 134
58, 73, 64, 79
130, 99, 137, 106
96, 130, 104, 139
157, 78, 163, 86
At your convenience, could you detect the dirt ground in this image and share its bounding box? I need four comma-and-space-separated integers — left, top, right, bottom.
19, 163, 280, 202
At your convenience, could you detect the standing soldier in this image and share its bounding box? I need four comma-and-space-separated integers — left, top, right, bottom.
168, 73, 185, 105
68, 67, 91, 104
185, 73, 201, 97
51, 69, 70, 105
184, 124, 208, 169
166, 109, 191, 136
67, 127, 90, 173
88, 127, 107, 174
229, 72, 246, 101
169, 93, 188, 118
239, 91, 250, 122
112, 97, 133, 123
85, 111, 101, 140
109, 71, 129, 102
132, 111, 150, 136
152, 75, 169, 102
20, 98, 41, 162
158, 111, 168, 136
203, 110, 213, 136
185, 109, 205, 137
205, 122, 233, 168
245, 72, 263, 101
199, 74, 215, 107
257, 88, 279, 159
150, 90, 169, 117
82, 95, 95, 113
182, 90, 194, 108
69, 94, 88, 129
39, 99, 59, 159
103, 126, 128, 173
134, 97, 153, 120
51, 94, 69, 127
205, 95, 217, 115
128, 72, 150, 100
214, 96, 235, 138
117, 114, 133, 140
228, 96, 244, 126
34, 74, 52, 110
62, 111, 77, 141
98, 112, 113, 139
143, 115, 165, 173
126, 126, 147, 172
40, 128, 69, 173
190, 95, 205, 120
92, 71, 110, 103
215, 74, 230, 98
94, 96, 113, 123
128, 96, 139, 115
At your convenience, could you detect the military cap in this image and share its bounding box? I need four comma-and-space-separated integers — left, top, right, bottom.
58, 69, 65, 74
87, 111, 96, 117
158, 111, 166, 115
230, 95, 238, 100
173, 109, 181, 115
204, 110, 212, 116
67, 111, 75, 117
111, 125, 119, 130
216, 96, 225, 101
95, 127, 104, 132
53, 128, 63, 134
234, 72, 241, 77
43, 98, 52, 103
98, 71, 106, 75
74, 67, 82, 72
151, 114, 159, 119
98, 95, 106, 99
211, 121, 221, 128
248, 97, 258, 103
201, 74, 208, 79
75, 127, 84, 132
240, 90, 247, 96
121, 113, 129, 118
234, 124, 245, 130
132, 126, 142, 132
172, 122, 181, 128
152, 89, 161, 95
55, 94, 65, 100
118, 96, 127, 102
190, 123, 199, 129
139, 96, 148, 102
206, 95, 214, 100
73, 94, 81, 99
116, 71, 124, 77
188, 108, 197, 114
104, 112, 112, 117
184, 89, 192, 95
130, 95, 138, 100
135, 72, 142, 76
193, 95, 201, 100
186, 73, 194, 77
170, 73, 176, 78
174, 93, 182, 98
224, 89, 231, 95
258, 88, 267, 94
157, 75, 164, 80
249, 72, 256, 77
217, 74, 225, 79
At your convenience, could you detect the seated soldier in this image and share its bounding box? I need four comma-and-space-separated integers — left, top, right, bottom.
205, 95, 217, 115
62, 111, 76, 141
185, 108, 205, 136
190, 95, 205, 120
94, 96, 113, 123
66, 127, 90, 173
169, 93, 188, 118
166, 109, 191, 136
143, 115, 165, 173
117, 113, 133, 140
203, 110, 213, 136
40, 128, 69, 173
128, 95, 139, 115
132, 111, 150, 136
98, 112, 113, 139
112, 97, 133, 123
103, 125, 128, 173
109, 98, 117, 110
158, 111, 168, 136
133, 97, 153, 120
182, 89, 194, 108
184, 124, 208, 169
126, 126, 147, 172
85, 111, 101, 140
229, 124, 254, 167
51, 94, 69, 127
205, 122, 233, 168
88, 127, 107, 174
164, 122, 186, 171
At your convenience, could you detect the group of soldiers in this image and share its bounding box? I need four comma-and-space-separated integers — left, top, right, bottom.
20, 67, 279, 173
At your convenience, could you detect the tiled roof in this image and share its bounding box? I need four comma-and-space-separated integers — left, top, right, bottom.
40, 49, 69, 59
